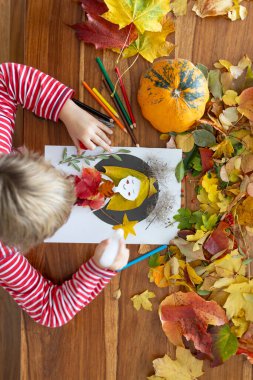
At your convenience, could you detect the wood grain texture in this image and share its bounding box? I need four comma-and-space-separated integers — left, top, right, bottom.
0, 1, 25, 379
0, 0, 252, 378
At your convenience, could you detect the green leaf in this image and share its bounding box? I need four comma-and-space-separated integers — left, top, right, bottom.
209, 324, 238, 367
118, 149, 131, 153
197, 289, 211, 296
191, 155, 202, 171
189, 210, 204, 229
193, 130, 216, 147
202, 214, 219, 231
84, 159, 90, 166
173, 208, 193, 229
208, 69, 223, 99
99, 155, 110, 160
197, 63, 208, 79
243, 258, 253, 265
200, 123, 214, 133
148, 253, 161, 268
62, 147, 67, 160
175, 160, 185, 182
71, 163, 80, 171
112, 154, 122, 161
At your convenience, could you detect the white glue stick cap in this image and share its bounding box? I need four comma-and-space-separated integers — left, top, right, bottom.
99, 229, 124, 268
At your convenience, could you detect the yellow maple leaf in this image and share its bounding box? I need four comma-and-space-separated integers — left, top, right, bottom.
149, 347, 204, 380
102, 0, 171, 34
113, 213, 138, 239
171, 0, 188, 16
224, 279, 253, 321
186, 230, 206, 242
211, 139, 234, 158
131, 290, 156, 311
222, 90, 238, 106
232, 315, 249, 338
122, 17, 175, 63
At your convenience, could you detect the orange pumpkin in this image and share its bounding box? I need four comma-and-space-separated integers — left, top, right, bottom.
138, 59, 209, 133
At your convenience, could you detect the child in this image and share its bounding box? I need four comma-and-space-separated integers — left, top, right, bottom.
0, 62, 129, 327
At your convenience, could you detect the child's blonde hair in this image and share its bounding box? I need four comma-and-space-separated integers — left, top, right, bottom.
0, 151, 76, 251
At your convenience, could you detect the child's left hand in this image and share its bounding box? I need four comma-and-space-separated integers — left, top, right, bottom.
59, 99, 113, 153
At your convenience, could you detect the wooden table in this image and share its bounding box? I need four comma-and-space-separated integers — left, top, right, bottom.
1, 1, 253, 379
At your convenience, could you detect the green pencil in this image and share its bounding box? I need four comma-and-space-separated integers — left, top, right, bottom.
96, 57, 133, 129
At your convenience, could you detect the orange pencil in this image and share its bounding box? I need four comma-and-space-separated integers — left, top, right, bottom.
82, 80, 127, 133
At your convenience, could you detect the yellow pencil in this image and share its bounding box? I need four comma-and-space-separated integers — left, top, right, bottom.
92, 87, 120, 118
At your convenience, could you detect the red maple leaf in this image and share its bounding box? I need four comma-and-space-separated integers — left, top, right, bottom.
74, 167, 105, 210
203, 221, 231, 255
71, 0, 137, 49
160, 292, 228, 358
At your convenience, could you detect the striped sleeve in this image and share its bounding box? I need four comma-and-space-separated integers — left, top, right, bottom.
0, 62, 74, 154
0, 251, 116, 328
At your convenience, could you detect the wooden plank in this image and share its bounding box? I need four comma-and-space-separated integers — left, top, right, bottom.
0, 1, 25, 379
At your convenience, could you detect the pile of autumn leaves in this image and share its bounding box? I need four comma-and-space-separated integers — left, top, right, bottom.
71, 0, 250, 66
133, 56, 253, 379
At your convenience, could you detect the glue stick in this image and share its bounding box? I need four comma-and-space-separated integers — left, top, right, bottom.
99, 229, 124, 268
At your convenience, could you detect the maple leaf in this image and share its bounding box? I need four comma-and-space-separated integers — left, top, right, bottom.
159, 292, 228, 357
148, 347, 204, 380
237, 87, 253, 121
223, 279, 253, 321
71, 0, 137, 49
74, 168, 105, 210
99, 180, 114, 197
113, 213, 138, 239
122, 17, 175, 63
131, 290, 156, 311
173, 208, 193, 230
102, 0, 171, 34
203, 221, 231, 255
171, 0, 188, 16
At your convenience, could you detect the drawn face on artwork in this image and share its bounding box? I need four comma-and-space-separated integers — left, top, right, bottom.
114, 175, 141, 201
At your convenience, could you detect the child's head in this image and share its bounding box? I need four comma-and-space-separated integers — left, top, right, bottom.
0, 151, 76, 251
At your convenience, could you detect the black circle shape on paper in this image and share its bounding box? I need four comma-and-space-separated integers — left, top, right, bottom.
93, 154, 159, 226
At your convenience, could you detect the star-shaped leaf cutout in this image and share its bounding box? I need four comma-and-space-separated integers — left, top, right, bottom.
113, 213, 138, 239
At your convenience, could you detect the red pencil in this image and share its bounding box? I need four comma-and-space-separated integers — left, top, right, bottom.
115, 66, 136, 128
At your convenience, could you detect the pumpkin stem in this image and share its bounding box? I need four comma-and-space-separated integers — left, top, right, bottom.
172, 89, 181, 98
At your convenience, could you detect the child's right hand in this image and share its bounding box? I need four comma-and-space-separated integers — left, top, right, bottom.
93, 239, 129, 271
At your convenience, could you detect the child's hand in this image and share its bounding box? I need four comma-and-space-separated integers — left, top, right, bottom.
93, 239, 129, 271
59, 99, 113, 153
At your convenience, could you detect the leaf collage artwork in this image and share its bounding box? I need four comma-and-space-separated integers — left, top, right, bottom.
44, 146, 182, 244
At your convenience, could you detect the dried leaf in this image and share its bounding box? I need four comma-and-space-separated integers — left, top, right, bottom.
175, 133, 195, 152
192, 0, 233, 17
199, 147, 214, 173
102, 0, 171, 33
99, 180, 114, 197
149, 347, 204, 380
203, 221, 231, 255
122, 17, 175, 63
224, 279, 253, 321
131, 290, 156, 311
236, 196, 253, 227
138, 244, 151, 254
208, 69, 223, 99
170, 237, 206, 261
171, 0, 188, 16
113, 289, 122, 300
211, 138, 234, 158
222, 90, 238, 106
71, 0, 137, 49
237, 87, 253, 121
159, 292, 228, 357
209, 324, 238, 366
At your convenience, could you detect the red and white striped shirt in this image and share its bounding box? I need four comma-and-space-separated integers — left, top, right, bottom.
0, 63, 116, 327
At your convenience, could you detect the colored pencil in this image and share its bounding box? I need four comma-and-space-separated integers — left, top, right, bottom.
115, 66, 136, 128
92, 87, 119, 118
95, 57, 134, 129
82, 80, 127, 133
102, 79, 139, 147
72, 98, 112, 123
118, 245, 168, 271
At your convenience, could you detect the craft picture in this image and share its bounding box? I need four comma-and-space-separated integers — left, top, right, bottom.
44, 146, 182, 244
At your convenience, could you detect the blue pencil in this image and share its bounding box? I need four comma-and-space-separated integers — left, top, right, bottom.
118, 245, 167, 272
